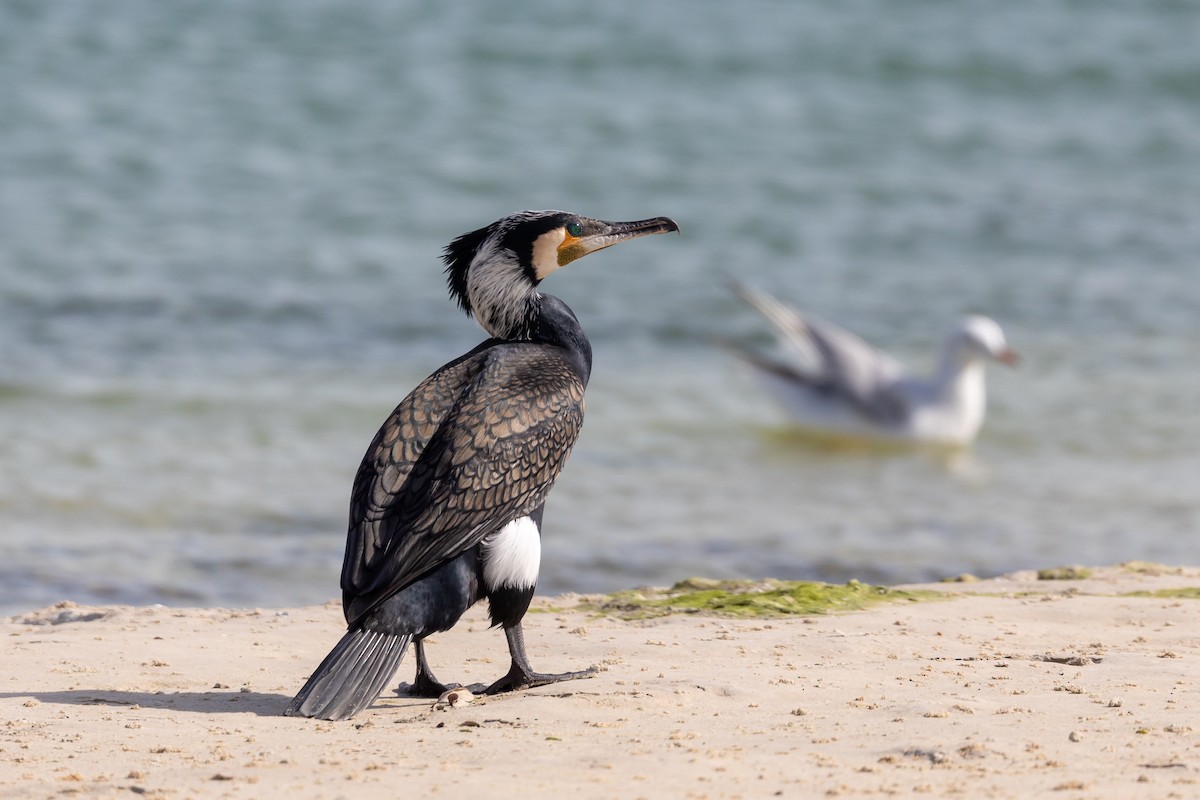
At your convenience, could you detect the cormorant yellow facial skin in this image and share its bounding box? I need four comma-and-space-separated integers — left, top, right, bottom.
525, 224, 589, 281
555, 218, 589, 268
556, 230, 587, 268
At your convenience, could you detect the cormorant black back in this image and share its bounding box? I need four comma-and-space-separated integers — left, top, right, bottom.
285, 210, 679, 721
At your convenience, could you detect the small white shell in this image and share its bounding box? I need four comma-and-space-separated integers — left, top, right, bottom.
433, 687, 475, 711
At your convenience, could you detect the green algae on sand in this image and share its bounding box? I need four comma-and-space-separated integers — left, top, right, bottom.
1121, 587, 1200, 599
1120, 561, 1186, 577
582, 577, 938, 620
1036, 566, 1094, 580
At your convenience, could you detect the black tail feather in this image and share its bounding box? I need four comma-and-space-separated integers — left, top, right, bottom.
285, 629, 410, 721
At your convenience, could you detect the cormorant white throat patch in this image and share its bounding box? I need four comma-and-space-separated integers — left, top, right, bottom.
466, 233, 538, 339
481, 516, 542, 590
531, 227, 568, 281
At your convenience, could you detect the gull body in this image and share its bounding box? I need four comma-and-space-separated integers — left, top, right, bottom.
730, 283, 1016, 447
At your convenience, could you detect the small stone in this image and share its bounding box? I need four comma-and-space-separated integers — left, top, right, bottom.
1068, 731, 1082, 742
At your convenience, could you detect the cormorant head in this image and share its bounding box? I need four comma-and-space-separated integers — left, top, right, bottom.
442, 210, 679, 339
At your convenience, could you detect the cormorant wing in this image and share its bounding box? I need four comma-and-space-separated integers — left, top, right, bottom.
340, 341, 585, 626
731, 282, 910, 424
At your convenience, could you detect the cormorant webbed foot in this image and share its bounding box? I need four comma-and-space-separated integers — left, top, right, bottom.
483, 662, 597, 695
482, 623, 597, 695
397, 639, 459, 698
398, 673, 459, 698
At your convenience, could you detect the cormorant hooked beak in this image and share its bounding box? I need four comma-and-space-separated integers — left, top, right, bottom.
556, 216, 680, 268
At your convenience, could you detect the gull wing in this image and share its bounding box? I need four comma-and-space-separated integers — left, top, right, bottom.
730, 282, 910, 424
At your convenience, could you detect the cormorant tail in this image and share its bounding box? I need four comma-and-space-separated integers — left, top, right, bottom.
284, 629, 410, 721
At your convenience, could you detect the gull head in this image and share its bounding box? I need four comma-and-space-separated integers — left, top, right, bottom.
952, 316, 1018, 367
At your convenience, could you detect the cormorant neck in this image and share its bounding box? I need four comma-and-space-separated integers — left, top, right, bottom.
466, 255, 540, 341
532, 294, 593, 387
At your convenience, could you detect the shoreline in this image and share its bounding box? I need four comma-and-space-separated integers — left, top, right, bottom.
3, 564, 1199, 799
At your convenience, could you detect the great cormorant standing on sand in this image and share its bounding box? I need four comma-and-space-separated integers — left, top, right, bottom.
286, 210, 679, 721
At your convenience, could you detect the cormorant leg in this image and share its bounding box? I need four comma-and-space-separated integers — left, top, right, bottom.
403, 639, 458, 698
483, 623, 597, 695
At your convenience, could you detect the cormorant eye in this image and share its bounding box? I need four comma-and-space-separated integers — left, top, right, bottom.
565, 220, 583, 238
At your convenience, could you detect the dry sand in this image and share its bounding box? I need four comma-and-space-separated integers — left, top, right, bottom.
3, 565, 1199, 799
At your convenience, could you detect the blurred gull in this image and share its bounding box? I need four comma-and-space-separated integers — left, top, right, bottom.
729, 282, 1017, 446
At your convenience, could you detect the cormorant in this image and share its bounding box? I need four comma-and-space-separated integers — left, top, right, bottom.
286, 210, 679, 721
729, 282, 1017, 446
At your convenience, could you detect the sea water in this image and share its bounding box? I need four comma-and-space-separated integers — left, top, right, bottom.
1, 0, 1198, 611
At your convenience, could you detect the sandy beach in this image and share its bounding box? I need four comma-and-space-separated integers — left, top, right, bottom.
3, 564, 1198, 799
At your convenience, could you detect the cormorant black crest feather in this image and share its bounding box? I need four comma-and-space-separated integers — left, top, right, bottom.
442, 220, 499, 316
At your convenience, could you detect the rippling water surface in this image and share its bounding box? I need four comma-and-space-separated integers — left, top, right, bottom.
2, 0, 1198, 612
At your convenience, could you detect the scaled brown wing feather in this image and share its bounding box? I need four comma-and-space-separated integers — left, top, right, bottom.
341, 342, 586, 626
342, 343, 489, 590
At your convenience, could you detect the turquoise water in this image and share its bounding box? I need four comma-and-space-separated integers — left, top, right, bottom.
2, 0, 1198, 612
